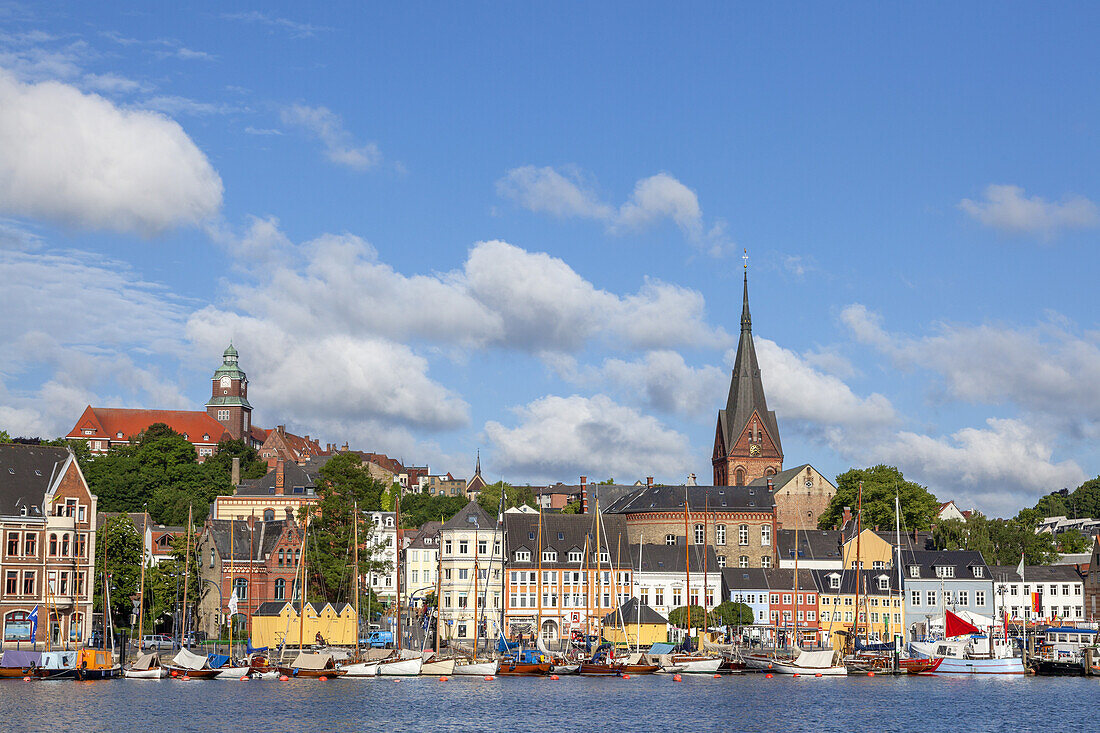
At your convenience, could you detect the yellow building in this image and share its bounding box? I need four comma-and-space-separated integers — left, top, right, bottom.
251, 601, 357, 649
842, 528, 895, 571
213, 460, 320, 521
601, 599, 668, 647
815, 569, 904, 650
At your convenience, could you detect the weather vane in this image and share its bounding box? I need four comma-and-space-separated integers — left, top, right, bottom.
742, 248, 748, 270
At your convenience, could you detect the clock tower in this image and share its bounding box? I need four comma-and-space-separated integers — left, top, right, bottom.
712, 264, 783, 486
205, 343, 253, 441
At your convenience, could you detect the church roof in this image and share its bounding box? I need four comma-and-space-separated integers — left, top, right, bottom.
66, 406, 229, 445
718, 271, 782, 456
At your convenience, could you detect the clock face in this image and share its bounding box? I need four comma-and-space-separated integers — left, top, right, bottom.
220, 376, 231, 389
749, 444, 761, 456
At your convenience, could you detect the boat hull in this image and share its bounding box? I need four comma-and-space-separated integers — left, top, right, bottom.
74, 666, 122, 680
578, 663, 659, 676
670, 656, 723, 674
929, 657, 1025, 675
454, 660, 499, 676
550, 664, 579, 675
342, 662, 380, 677
276, 666, 346, 678
1031, 659, 1084, 676
166, 667, 220, 679
770, 662, 847, 676
421, 659, 456, 675
214, 666, 253, 679
498, 662, 552, 676
377, 658, 423, 676
123, 667, 168, 679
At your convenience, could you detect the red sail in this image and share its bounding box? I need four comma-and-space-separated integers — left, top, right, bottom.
945, 610, 981, 638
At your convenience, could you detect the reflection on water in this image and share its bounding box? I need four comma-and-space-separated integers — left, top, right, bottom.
0, 674, 1091, 732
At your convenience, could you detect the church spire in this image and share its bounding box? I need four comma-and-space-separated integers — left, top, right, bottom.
741, 249, 751, 332
474, 449, 481, 477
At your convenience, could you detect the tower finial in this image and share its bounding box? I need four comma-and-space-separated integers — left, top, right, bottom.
475, 449, 481, 476
741, 250, 751, 332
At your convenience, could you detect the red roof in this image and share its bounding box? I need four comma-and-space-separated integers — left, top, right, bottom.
67, 406, 229, 445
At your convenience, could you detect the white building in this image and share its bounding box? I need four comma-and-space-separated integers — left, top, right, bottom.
404, 521, 441, 606
440, 501, 504, 643
634, 544, 722, 625
366, 511, 398, 605
989, 564, 1085, 622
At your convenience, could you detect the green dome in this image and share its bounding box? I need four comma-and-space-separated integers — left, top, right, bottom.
223, 343, 239, 361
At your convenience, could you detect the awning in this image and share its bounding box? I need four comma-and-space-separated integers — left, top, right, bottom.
794, 649, 839, 668
289, 652, 333, 670
171, 648, 211, 670
131, 653, 158, 671
207, 653, 230, 669
1, 650, 41, 668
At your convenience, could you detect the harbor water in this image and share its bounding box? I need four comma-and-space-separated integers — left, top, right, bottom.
1, 674, 1094, 732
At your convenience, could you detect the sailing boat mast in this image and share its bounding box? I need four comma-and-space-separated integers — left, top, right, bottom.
353, 501, 360, 662
435, 515, 443, 656
894, 492, 903, 646
473, 528, 480, 658
297, 513, 309, 653
182, 505, 192, 648
395, 489, 403, 653
683, 486, 692, 636
636, 532, 642, 653
536, 496, 543, 647
229, 517, 234, 658
703, 490, 709, 631
137, 510, 148, 648
793, 505, 799, 649
853, 481, 863, 647
594, 497, 603, 643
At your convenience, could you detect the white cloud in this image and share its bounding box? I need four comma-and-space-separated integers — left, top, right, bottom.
497, 165, 734, 255
244, 126, 282, 136
595, 351, 728, 419
281, 104, 381, 170
82, 72, 149, 94
959, 184, 1099, 237
484, 394, 692, 483
221, 11, 328, 38
857, 418, 1086, 517
144, 95, 238, 116
0, 69, 223, 234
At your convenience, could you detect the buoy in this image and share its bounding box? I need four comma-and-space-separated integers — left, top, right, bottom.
765, 673, 773, 678
793, 673, 800, 678
181, 675, 190, 681
713, 674, 721, 678
622, 674, 631, 679
867, 672, 875, 677
815, 673, 822, 678
239, 676, 248, 681
279, 675, 289, 681
483, 675, 494, 681
439, 676, 448, 681
767, 663, 773, 669
549, 674, 559, 680
171, 670, 178, 678
673, 674, 682, 682
319, 676, 328, 681
22, 676, 31, 681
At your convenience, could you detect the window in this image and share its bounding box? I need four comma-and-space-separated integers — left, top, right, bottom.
4, 611, 32, 641
739, 525, 749, 546
715, 524, 726, 546
829, 575, 840, 589
872, 561, 885, 570
976, 591, 986, 606
409, 570, 418, 583
5, 571, 16, 595
542, 550, 556, 562
210, 548, 215, 568
1049, 584, 1058, 596
911, 590, 920, 607
958, 591, 969, 606
665, 534, 676, 546
761, 525, 771, 546
783, 593, 792, 605
458, 568, 468, 580
878, 577, 889, 591
694, 524, 705, 545
444, 593, 451, 609
908, 565, 920, 578
599, 551, 609, 564
263, 509, 275, 521
672, 590, 682, 607
233, 577, 248, 600
444, 540, 452, 554
217, 409, 230, 421
760, 555, 771, 568
515, 550, 531, 562
75, 534, 85, 558
271, 578, 285, 600
478, 540, 488, 555
654, 589, 664, 607
61, 534, 70, 557
568, 550, 582, 563
716, 555, 726, 568
24, 534, 35, 557
49, 534, 57, 556
927, 591, 937, 607
935, 566, 955, 579
6, 533, 17, 556
640, 588, 649, 605
972, 566, 984, 578
739, 556, 749, 568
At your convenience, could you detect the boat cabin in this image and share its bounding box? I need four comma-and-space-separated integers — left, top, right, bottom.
76, 649, 115, 670
1040, 627, 1098, 660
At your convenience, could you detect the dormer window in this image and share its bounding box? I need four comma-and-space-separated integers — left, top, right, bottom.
829, 575, 840, 589
878, 576, 890, 591
935, 565, 955, 579
542, 550, 557, 562
972, 566, 984, 578
908, 565, 920, 578
386, 517, 394, 527
515, 550, 531, 562
83, 429, 94, 435
568, 550, 583, 563
20, 505, 27, 517
116, 432, 123, 439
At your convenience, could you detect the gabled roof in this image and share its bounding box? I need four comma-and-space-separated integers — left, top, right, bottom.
900, 549, 990, 579
0, 444, 73, 517
205, 519, 292, 561
746, 464, 813, 490
502, 512, 633, 568
721, 567, 770, 591
762, 568, 820, 592
603, 484, 775, 514
236, 461, 318, 496
407, 521, 442, 549
777, 529, 843, 562
717, 271, 782, 456
602, 597, 667, 626
637, 543, 719, 575
67, 406, 229, 445
441, 500, 496, 531
987, 565, 1084, 583
811, 568, 900, 595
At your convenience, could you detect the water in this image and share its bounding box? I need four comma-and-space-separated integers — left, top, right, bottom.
1, 674, 1094, 732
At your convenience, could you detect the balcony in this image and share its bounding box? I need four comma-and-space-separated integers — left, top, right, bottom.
48, 515, 76, 530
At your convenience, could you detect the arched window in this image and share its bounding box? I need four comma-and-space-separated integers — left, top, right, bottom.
274, 578, 286, 601
209, 548, 215, 568
735, 468, 745, 486
761, 524, 772, 547
61, 535, 70, 557
738, 525, 749, 546
233, 577, 248, 600
69, 613, 82, 642
263, 509, 275, 521
3, 610, 32, 641
715, 524, 726, 546
49, 534, 58, 556
278, 550, 284, 567
764, 467, 776, 477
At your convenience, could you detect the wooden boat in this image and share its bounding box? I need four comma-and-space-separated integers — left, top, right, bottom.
903, 657, 943, 674
420, 655, 456, 675
32, 651, 79, 679
214, 666, 253, 679
668, 654, 723, 674
73, 648, 121, 679
342, 660, 380, 677
499, 661, 552, 676
278, 652, 346, 678
123, 653, 168, 679
377, 655, 423, 676
454, 659, 500, 676
577, 662, 659, 675
768, 649, 847, 676
165, 648, 220, 679
0, 650, 41, 677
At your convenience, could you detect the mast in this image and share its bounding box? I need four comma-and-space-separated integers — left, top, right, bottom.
497, 480, 506, 645
793, 504, 799, 649
853, 481, 863, 648
353, 501, 360, 661
594, 497, 603, 644
582, 534, 591, 645
435, 515, 443, 656
536, 496, 543, 648
636, 532, 642, 653
473, 527, 480, 658
248, 510, 255, 641
298, 513, 309, 653
138, 510, 148, 647
229, 517, 234, 658
683, 486, 692, 637
101, 515, 108, 654
703, 490, 709, 632
182, 505, 193, 648
894, 492, 903, 646
395, 490, 403, 653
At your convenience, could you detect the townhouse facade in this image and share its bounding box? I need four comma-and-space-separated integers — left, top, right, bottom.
439, 501, 503, 643
763, 569, 821, 646
634, 544, 722, 623
815, 568, 902, 649
901, 549, 995, 638
1, 445, 97, 648
404, 521, 441, 606
366, 512, 398, 605
989, 564, 1085, 622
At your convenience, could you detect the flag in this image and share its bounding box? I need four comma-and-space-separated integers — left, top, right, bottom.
945, 609, 981, 638
1016, 554, 1025, 581
228, 590, 239, 616
1031, 592, 1041, 614
29, 605, 39, 642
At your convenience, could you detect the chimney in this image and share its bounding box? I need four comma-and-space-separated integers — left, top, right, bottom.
646, 476, 654, 488
687, 473, 697, 486
580, 476, 588, 514
766, 478, 774, 492
842, 506, 852, 525
276, 459, 285, 495
231, 457, 240, 487
278, 424, 286, 435
874, 525, 879, 532
247, 513, 256, 530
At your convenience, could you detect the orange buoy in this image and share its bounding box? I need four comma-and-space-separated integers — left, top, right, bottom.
815, 673, 822, 677
867, 672, 875, 677
319, 676, 328, 681
279, 675, 289, 681
240, 675, 248, 681
767, 663, 773, 669
622, 674, 631, 679
439, 676, 448, 681
22, 676, 31, 681
484, 675, 494, 681
549, 675, 559, 680
793, 673, 800, 678
673, 674, 682, 681
765, 673, 773, 678
171, 670, 178, 678
182, 675, 190, 680
713, 674, 721, 679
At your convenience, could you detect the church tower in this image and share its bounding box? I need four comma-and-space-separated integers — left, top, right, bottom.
205, 343, 253, 441
712, 264, 783, 486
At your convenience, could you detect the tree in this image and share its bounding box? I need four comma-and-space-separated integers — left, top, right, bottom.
0, 429, 10, 443
1056, 529, 1090, 554
477, 481, 537, 516
668, 605, 707, 629
932, 515, 1060, 566
94, 515, 144, 631
202, 438, 268, 482
301, 452, 391, 602
818, 465, 939, 531
712, 601, 754, 626
562, 500, 581, 514
398, 493, 467, 528
146, 531, 201, 635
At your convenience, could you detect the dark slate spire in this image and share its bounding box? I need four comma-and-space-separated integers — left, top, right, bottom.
718, 264, 782, 455
475, 449, 481, 477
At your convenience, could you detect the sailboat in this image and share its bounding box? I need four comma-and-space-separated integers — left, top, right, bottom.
343, 502, 382, 678
453, 499, 501, 676
378, 490, 423, 677
78, 524, 121, 680
665, 487, 722, 674
125, 513, 167, 679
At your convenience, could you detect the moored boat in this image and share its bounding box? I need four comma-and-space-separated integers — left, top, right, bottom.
420, 654, 456, 675
377, 654, 423, 677
33, 651, 79, 679
668, 654, 723, 674
165, 648, 220, 679
909, 639, 1025, 675
454, 659, 500, 676
768, 649, 847, 676
277, 652, 346, 678
73, 648, 121, 679
0, 650, 41, 678
123, 653, 168, 679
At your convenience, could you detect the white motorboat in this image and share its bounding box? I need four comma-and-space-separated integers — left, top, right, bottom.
378, 656, 423, 676
909, 638, 1025, 675
453, 659, 500, 676
256, 669, 282, 680
668, 655, 723, 674
767, 649, 847, 676
124, 653, 168, 679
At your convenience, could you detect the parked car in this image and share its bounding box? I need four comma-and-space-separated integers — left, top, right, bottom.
140, 634, 177, 651
361, 630, 394, 648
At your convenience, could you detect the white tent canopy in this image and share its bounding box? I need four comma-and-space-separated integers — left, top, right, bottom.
171, 648, 210, 670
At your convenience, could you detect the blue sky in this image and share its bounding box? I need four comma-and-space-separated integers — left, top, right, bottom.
2, 2, 1099, 516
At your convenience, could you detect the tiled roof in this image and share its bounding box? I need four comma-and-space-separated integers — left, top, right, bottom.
637, 543, 719, 575
206, 519, 292, 561
0, 444, 72, 516
900, 549, 990, 579
503, 512, 634, 568
235, 461, 317, 496
604, 484, 775, 514
777, 529, 843, 562
746, 464, 812, 489
67, 406, 229, 445
441, 500, 496, 531
811, 568, 900, 594
721, 567, 770, 590
987, 565, 1083, 583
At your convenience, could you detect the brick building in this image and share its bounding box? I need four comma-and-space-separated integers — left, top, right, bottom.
604, 484, 777, 570
1, 444, 97, 649
213, 458, 321, 521
257, 425, 326, 467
